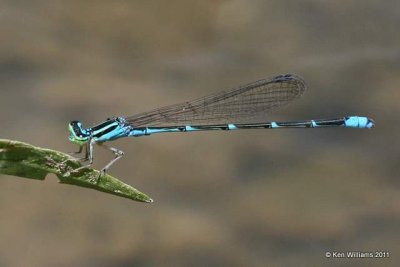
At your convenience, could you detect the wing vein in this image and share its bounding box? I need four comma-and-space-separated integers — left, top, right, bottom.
126, 74, 306, 127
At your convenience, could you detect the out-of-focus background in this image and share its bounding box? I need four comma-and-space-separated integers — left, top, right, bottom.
0, 1, 398, 266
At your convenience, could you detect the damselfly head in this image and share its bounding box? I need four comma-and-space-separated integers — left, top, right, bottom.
68, 120, 90, 145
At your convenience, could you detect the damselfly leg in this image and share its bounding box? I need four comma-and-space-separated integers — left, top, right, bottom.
71, 139, 124, 182
98, 143, 125, 174
68, 144, 90, 162
73, 139, 95, 171
69, 145, 83, 155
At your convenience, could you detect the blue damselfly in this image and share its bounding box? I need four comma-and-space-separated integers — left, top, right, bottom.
68, 74, 374, 175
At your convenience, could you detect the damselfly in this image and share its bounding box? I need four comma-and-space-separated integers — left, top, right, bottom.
68, 74, 374, 175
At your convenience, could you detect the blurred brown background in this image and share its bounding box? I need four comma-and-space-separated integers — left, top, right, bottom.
0, 1, 398, 266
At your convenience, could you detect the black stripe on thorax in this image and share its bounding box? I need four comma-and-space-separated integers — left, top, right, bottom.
91, 120, 118, 131
92, 124, 119, 138
90, 119, 120, 138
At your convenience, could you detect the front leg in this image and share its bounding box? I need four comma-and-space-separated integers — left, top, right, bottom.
74, 139, 96, 171
68, 145, 83, 155
68, 144, 90, 162
82, 143, 89, 161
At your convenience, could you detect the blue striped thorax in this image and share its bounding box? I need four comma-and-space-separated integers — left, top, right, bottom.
89, 117, 130, 142
68, 117, 132, 145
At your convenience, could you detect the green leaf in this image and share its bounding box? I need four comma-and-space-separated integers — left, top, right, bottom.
0, 139, 153, 203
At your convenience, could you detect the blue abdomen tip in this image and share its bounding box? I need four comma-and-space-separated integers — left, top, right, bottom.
345, 116, 375, 129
